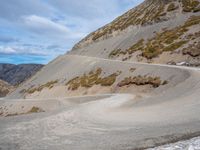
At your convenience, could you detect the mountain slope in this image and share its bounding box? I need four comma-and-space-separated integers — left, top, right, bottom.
2, 55, 200, 150
70, 0, 200, 66
0, 64, 44, 85
1, 0, 200, 150
73, 0, 200, 49
0, 80, 13, 97
7, 54, 184, 99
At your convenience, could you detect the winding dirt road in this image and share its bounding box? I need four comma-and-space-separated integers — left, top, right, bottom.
0, 56, 200, 150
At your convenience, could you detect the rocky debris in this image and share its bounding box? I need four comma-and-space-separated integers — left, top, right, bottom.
167, 61, 200, 67
149, 136, 200, 150
183, 41, 200, 57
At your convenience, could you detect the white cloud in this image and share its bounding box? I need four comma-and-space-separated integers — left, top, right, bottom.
0, 0, 54, 21
23, 15, 68, 35
0, 47, 16, 54
0, 0, 143, 64
0, 45, 47, 56
22, 15, 86, 41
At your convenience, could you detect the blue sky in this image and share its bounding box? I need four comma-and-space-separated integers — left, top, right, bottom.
0, 0, 142, 64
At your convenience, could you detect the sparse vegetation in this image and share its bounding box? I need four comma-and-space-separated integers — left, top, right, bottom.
109, 49, 126, 58
167, 3, 178, 12
183, 41, 200, 57
109, 39, 144, 58
162, 80, 169, 85
117, 76, 168, 88
66, 68, 121, 90
162, 41, 188, 52
28, 106, 44, 113
4, 106, 44, 117
74, 0, 200, 49
80, 0, 170, 42
182, 0, 200, 12
127, 39, 144, 54
109, 16, 200, 59
130, 68, 136, 72
24, 80, 59, 94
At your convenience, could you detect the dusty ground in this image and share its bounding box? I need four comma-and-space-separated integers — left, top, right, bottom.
0, 56, 200, 150
1, 1, 200, 149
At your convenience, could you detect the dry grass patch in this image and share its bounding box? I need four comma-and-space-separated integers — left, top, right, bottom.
127, 39, 144, 54
74, 0, 199, 49
130, 68, 136, 72
24, 80, 59, 94
109, 49, 126, 58
82, 0, 170, 42
109, 16, 200, 59
5, 106, 44, 117
118, 76, 168, 88
167, 3, 178, 12
28, 106, 44, 113
182, 0, 200, 12
66, 68, 121, 90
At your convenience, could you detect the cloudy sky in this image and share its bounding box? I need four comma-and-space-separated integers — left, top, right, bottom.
0, 0, 142, 64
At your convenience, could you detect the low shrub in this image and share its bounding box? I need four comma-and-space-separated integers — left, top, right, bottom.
182, 0, 200, 12
66, 68, 120, 90
108, 16, 200, 59
28, 106, 44, 113
167, 3, 178, 12
130, 68, 136, 72
117, 75, 168, 88
25, 80, 58, 94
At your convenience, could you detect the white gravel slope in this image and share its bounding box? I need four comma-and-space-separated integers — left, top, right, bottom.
148, 136, 200, 150
0, 55, 200, 150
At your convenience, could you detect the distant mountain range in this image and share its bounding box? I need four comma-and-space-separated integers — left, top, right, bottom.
0, 64, 44, 86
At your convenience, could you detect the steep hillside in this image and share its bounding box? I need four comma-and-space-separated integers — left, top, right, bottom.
0, 80, 13, 97
1, 0, 200, 150
3, 54, 200, 150
7, 55, 177, 99
0, 64, 44, 85
70, 0, 200, 66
